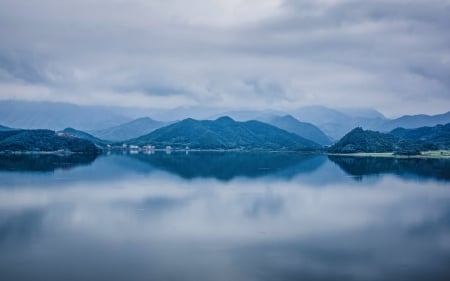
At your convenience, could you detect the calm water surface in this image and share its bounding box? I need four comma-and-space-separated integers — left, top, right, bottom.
1, 152, 450, 281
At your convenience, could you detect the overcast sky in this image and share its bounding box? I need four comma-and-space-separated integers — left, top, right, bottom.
0, 0, 449, 117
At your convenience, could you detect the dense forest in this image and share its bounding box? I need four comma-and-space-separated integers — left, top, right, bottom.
329, 124, 450, 155
129, 116, 321, 151
0, 129, 100, 154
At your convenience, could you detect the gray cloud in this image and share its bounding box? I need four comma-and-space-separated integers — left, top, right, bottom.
0, 0, 449, 116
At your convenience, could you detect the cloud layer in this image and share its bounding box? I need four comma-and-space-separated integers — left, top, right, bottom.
0, 0, 449, 116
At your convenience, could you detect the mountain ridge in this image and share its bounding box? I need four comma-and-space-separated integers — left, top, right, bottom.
0, 129, 100, 154
60, 128, 111, 147
90, 117, 168, 141
1, 100, 449, 140
0, 100, 131, 131
127, 116, 321, 151
329, 123, 450, 154
265, 115, 332, 145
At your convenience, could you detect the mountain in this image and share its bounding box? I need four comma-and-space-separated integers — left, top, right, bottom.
381, 111, 450, 132
329, 128, 400, 153
207, 111, 333, 145
0, 100, 131, 131
265, 115, 332, 145
293, 106, 387, 140
0, 125, 13, 131
60, 128, 111, 147
0, 129, 100, 154
329, 124, 449, 154
208, 110, 284, 122
149, 106, 228, 121
90, 117, 168, 141
337, 107, 386, 119
128, 116, 321, 150
390, 123, 450, 149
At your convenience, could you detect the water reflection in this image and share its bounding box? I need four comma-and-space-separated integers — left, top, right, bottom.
0, 153, 450, 280
129, 152, 326, 181
0, 154, 97, 172
329, 156, 450, 181
1, 152, 449, 182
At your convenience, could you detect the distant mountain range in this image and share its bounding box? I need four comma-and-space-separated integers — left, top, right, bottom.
207, 110, 284, 122
0, 125, 13, 131
208, 107, 450, 139
264, 115, 332, 145
128, 116, 321, 150
1, 118, 449, 155
0, 100, 131, 131
90, 117, 168, 141
1, 100, 449, 140
381, 112, 450, 132
292, 106, 387, 139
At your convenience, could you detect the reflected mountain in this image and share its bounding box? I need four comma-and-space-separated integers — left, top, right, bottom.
128, 152, 326, 181
0, 154, 98, 172
329, 156, 450, 181
1, 152, 450, 281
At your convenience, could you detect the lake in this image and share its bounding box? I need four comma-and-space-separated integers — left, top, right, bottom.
1, 152, 450, 281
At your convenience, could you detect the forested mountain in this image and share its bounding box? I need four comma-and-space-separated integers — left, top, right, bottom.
0, 129, 100, 154
329, 123, 450, 154
128, 117, 321, 150
61, 128, 111, 147
390, 124, 450, 149
1, 100, 449, 140
328, 128, 399, 153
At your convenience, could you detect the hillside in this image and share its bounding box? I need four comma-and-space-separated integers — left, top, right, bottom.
128, 117, 321, 150
0, 125, 13, 131
329, 124, 450, 154
265, 115, 332, 145
292, 106, 450, 139
60, 128, 111, 147
91, 117, 167, 141
390, 123, 450, 149
0, 129, 100, 154
328, 128, 400, 153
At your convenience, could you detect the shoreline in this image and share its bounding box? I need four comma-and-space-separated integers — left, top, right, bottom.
0, 150, 98, 156
2, 149, 450, 159
328, 150, 450, 159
